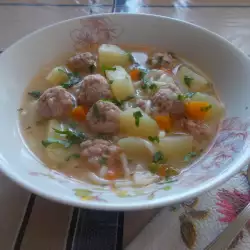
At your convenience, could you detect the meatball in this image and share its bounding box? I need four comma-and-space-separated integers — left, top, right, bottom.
37, 86, 74, 119
180, 119, 211, 138
67, 52, 96, 74
147, 52, 174, 68
78, 74, 112, 107
81, 139, 122, 171
151, 87, 184, 115
136, 99, 152, 114
86, 100, 120, 134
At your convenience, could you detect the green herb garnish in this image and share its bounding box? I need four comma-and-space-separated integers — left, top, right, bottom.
165, 167, 179, 178
148, 136, 160, 143
53, 128, 86, 145
93, 103, 100, 119
127, 52, 134, 63
149, 83, 158, 92
65, 153, 80, 161
109, 80, 114, 85
200, 104, 212, 112
185, 92, 195, 99
102, 96, 134, 108
99, 157, 107, 165
148, 163, 159, 174
177, 94, 185, 101
177, 92, 195, 101
184, 75, 193, 87
184, 151, 197, 162
42, 138, 72, 148
68, 121, 78, 129
28, 91, 42, 99
89, 64, 96, 73
101, 65, 116, 72
61, 72, 81, 89
138, 68, 148, 79
133, 111, 143, 127
153, 151, 165, 163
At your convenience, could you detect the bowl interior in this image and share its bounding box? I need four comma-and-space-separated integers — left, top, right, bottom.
0, 13, 250, 210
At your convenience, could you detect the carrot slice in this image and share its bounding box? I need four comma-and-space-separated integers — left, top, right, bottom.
154, 115, 172, 131
72, 106, 89, 121
130, 69, 141, 81
157, 165, 166, 177
160, 67, 173, 75
104, 170, 119, 180
184, 101, 211, 120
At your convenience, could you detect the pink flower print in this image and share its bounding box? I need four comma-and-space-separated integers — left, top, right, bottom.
221, 117, 250, 131
216, 189, 250, 223
71, 17, 123, 51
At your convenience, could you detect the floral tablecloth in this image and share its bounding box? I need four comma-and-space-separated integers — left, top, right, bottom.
127, 165, 250, 250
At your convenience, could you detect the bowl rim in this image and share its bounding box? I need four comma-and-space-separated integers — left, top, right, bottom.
1, 12, 250, 211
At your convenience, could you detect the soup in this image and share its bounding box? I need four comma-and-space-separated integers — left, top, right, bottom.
19, 44, 225, 187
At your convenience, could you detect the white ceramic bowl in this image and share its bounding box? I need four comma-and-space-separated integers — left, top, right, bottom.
0, 13, 250, 211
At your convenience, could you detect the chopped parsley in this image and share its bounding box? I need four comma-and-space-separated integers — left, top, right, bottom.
101, 65, 116, 72
200, 104, 212, 112
99, 157, 107, 165
148, 136, 160, 143
141, 77, 151, 89
165, 167, 179, 178
138, 68, 148, 79
28, 91, 42, 99
141, 76, 158, 92
185, 92, 196, 99
89, 63, 96, 73
177, 94, 185, 101
152, 151, 165, 163
184, 151, 197, 162
102, 95, 134, 108
127, 52, 134, 63
43, 128, 87, 149
68, 121, 78, 129
108, 80, 114, 85
177, 92, 195, 101
184, 75, 193, 87
149, 83, 158, 92
133, 110, 143, 127
53, 128, 86, 145
93, 103, 100, 119
65, 153, 80, 161
148, 163, 159, 174
42, 138, 72, 148
61, 71, 81, 89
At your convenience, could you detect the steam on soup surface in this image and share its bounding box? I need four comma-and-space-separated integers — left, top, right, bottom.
19, 44, 225, 187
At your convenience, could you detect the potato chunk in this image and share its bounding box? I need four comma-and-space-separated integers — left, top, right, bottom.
99, 44, 131, 67
105, 66, 135, 101
45, 120, 70, 163
157, 135, 193, 164
177, 66, 208, 92
120, 107, 159, 137
191, 92, 225, 121
46, 66, 68, 85
118, 137, 156, 163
